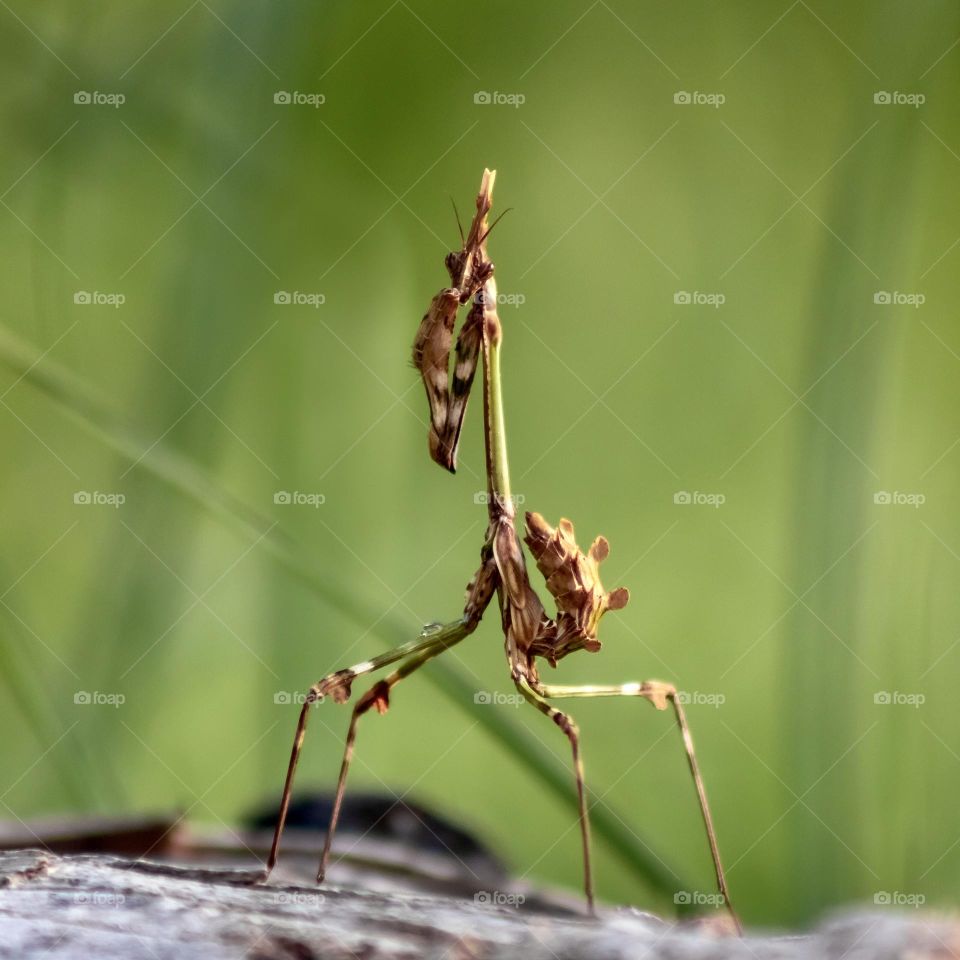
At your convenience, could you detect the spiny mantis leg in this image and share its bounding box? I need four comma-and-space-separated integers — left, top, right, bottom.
412, 176, 496, 474
531, 679, 741, 933
412, 287, 460, 472
316, 623, 471, 883
513, 675, 595, 916
261, 619, 471, 880
441, 301, 483, 473
413, 284, 489, 473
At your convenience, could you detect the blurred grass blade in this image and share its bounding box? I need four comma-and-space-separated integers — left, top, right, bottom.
0, 602, 101, 807
0, 324, 690, 900
783, 99, 923, 923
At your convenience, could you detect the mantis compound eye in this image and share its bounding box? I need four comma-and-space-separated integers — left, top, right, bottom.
444, 250, 466, 282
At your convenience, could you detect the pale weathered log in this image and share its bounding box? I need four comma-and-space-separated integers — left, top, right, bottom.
0, 849, 958, 959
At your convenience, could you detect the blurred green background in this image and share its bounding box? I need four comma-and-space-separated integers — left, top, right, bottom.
1, 0, 959, 929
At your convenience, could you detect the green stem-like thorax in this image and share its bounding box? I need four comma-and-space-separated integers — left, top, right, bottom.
482, 292, 512, 516
473, 172, 513, 522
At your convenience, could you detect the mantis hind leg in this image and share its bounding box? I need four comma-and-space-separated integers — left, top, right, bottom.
260, 619, 471, 882
316, 628, 472, 883
513, 675, 596, 916
532, 679, 740, 933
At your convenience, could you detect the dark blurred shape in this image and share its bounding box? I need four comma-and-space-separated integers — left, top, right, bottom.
247, 791, 505, 878
0, 813, 181, 858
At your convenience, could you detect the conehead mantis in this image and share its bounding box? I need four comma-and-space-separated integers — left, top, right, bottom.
260, 169, 740, 931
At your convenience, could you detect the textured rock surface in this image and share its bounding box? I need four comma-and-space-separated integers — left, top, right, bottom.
0, 850, 957, 959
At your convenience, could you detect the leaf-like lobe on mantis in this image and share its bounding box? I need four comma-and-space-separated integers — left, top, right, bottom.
523, 511, 630, 665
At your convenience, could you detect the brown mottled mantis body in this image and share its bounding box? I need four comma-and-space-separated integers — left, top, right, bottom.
261, 170, 739, 931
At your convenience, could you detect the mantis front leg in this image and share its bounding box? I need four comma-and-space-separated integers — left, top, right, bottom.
412, 287, 461, 472
412, 256, 490, 473
412, 295, 484, 473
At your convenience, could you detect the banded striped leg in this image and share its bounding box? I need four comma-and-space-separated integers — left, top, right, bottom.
316, 623, 472, 883
513, 676, 596, 916
261, 618, 470, 881
533, 679, 740, 933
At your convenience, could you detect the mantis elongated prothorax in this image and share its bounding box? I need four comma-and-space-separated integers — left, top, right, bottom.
260, 170, 740, 932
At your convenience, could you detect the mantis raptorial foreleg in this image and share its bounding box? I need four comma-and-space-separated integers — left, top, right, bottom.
442, 301, 484, 471
412, 287, 461, 471
412, 195, 504, 474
